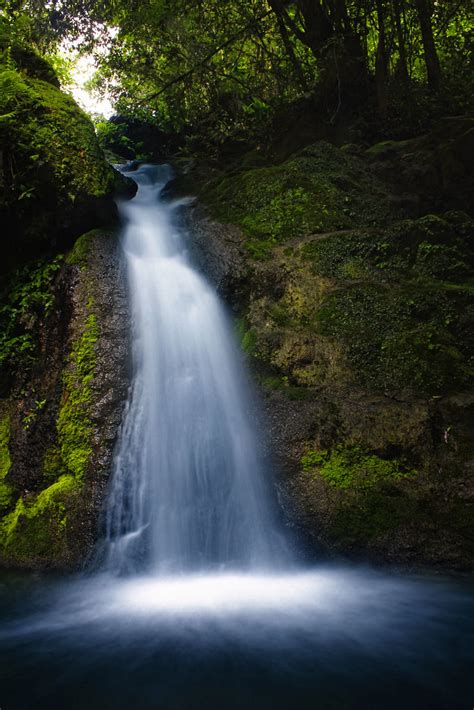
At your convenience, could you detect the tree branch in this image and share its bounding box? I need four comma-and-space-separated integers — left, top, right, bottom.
137, 8, 273, 105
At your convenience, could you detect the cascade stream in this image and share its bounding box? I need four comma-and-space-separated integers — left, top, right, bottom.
103, 163, 284, 575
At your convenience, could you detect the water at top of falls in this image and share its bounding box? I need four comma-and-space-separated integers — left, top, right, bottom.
102, 163, 286, 575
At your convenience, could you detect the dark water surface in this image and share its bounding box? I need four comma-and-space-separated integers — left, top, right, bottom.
0, 566, 472, 710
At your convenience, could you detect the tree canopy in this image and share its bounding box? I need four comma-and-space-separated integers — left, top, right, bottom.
1, 0, 472, 147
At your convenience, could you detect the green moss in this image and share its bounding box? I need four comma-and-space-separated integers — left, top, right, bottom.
244, 238, 274, 260
301, 446, 417, 490
0, 47, 119, 268
260, 375, 286, 390
301, 212, 474, 396
269, 302, 293, 327
315, 282, 471, 395
330, 489, 420, 542
202, 141, 393, 256
235, 318, 258, 356
303, 212, 474, 284
56, 307, 99, 480
260, 374, 309, 400
0, 475, 81, 560
0, 301, 97, 561
0, 277, 99, 563
42, 445, 65, 484
0, 52, 116, 201
66, 231, 100, 267
301, 445, 420, 543
0, 415, 13, 512
0, 286, 99, 562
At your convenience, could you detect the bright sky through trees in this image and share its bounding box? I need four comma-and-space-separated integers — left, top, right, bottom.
70, 52, 114, 117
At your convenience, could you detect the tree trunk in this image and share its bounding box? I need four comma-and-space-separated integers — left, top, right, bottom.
392, 0, 409, 84
415, 0, 441, 89
375, 0, 389, 115
295, 0, 367, 95
269, 0, 309, 92
268, 0, 368, 109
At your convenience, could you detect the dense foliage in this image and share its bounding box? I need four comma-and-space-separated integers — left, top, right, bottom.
1, 0, 472, 148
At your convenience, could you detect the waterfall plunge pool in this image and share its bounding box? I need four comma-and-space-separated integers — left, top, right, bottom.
0, 566, 472, 709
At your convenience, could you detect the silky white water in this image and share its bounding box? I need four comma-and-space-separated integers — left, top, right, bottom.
103, 164, 284, 575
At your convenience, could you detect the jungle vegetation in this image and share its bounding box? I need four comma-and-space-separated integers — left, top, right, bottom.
0, 0, 472, 152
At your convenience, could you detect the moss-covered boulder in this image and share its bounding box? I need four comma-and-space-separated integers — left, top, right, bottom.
0, 44, 134, 276
198, 141, 402, 260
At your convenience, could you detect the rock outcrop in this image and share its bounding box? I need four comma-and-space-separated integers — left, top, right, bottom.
184, 119, 474, 570
0, 231, 130, 568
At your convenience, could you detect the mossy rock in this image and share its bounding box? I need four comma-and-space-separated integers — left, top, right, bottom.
301, 446, 421, 544
56, 308, 99, 481
0, 308, 98, 566
315, 282, 472, 395
201, 141, 397, 253
299, 443, 474, 561
301, 445, 417, 490
0, 475, 82, 564
0, 270, 100, 566
297, 212, 474, 396
302, 212, 474, 283
0, 44, 133, 273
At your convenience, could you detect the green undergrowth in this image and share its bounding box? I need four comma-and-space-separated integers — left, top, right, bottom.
0, 256, 63, 389
301, 445, 417, 490
22, 397, 47, 430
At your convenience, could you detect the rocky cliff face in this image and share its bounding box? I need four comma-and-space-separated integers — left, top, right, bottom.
0, 232, 130, 568
0, 46, 133, 569
185, 118, 474, 570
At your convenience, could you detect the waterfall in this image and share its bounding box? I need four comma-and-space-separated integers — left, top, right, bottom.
1, 176, 472, 710
102, 164, 284, 575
